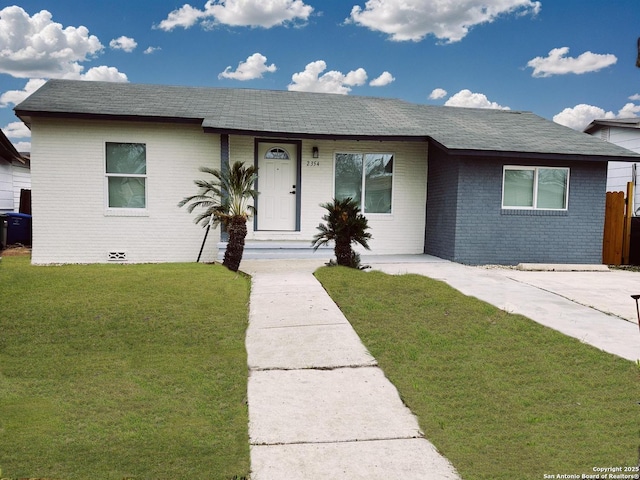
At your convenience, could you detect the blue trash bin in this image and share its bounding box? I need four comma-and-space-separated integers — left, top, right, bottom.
3, 212, 32, 247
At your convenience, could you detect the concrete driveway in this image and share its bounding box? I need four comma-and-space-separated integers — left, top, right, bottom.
491, 267, 640, 323
363, 255, 640, 362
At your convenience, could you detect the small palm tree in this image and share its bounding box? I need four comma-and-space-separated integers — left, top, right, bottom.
179, 161, 258, 272
311, 197, 372, 268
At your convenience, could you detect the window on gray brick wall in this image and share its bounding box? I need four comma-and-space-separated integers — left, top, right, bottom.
106, 142, 146, 209
502, 166, 569, 210
335, 152, 393, 214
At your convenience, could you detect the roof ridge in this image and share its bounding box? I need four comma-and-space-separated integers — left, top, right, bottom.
14, 79, 640, 160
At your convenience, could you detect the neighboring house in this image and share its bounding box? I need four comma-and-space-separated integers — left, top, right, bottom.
0, 130, 30, 214
584, 118, 640, 214
14, 79, 640, 265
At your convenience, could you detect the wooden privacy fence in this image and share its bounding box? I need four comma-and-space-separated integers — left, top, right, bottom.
602, 182, 634, 265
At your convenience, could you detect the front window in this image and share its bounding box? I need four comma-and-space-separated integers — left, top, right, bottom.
335, 152, 393, 214
106, 142, 146, 208
502, 166, 569, 210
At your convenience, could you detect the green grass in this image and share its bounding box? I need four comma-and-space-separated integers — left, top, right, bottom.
0, 256, 250, 480
315, 266, 640, 480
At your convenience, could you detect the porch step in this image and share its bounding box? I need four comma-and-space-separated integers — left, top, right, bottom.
217, 240, 333, 260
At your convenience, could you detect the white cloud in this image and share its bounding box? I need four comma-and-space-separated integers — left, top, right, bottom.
344, 68, 368, 86
2, 121, 30, 139
12, 141, 31, 152
156, 0, 313, 31
0, 6, 127, 87
207, 0, 313, 27
527, 47, 617, 77
0, 6, 103, 78
155, 4, 205, 30
75, 66, 128, 82
144, 46, 161, 54
347, 0, 540, 43
287, 60, 368, 94
628, 93, 640, 101
109, 36, 137, 52
218, 53, 277, 80
553, 104, 617, 131
553, 105, 615, 131
369, 71, 395, 86
619, 103, 640, 118
0, 78, 46, 107
444, 89, 510, 109
429, 87, 448, 100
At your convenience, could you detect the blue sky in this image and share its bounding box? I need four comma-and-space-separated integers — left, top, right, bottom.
1, 0, 639, 152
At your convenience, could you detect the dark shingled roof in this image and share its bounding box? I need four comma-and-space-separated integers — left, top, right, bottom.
0, 129, 25, 164
15, 79, 640, 160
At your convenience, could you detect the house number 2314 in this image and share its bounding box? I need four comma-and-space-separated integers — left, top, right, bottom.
306, 161, 320, 167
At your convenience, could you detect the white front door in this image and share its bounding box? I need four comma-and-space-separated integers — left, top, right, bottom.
257, 143, 297, 231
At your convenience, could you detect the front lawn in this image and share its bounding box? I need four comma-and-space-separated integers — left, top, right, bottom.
315, 266, 639, 480
0, 257, 250, 480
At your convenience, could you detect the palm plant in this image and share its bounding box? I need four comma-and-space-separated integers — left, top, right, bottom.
311, 197, 372, 268
178, 161, 258, 272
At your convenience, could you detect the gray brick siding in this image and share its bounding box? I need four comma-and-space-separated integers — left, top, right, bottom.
425, 153, 607, 265
424, 148, 459, 259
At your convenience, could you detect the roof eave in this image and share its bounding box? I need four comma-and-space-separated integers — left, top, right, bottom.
431, 142, 639, 162
14, 109, 204, 126
584, 119, 640, 134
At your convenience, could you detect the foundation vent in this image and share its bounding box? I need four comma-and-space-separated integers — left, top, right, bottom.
108, 251, 127, 261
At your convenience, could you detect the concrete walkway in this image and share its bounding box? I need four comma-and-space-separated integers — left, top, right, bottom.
240, 255, 640, 479
241, 259, 461, 480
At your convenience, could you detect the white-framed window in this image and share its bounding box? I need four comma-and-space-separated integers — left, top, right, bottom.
334, 152, 394, 214
105, 142, 147, 210
502, 166, 569, 210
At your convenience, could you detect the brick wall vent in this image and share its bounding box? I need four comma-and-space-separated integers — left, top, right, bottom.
107, 251, 127, 261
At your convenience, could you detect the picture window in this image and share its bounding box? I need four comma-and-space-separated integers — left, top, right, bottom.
334, 152, 393, 214
502, 166, 569, 210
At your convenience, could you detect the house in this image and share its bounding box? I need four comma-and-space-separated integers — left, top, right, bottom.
584, 118, 640, 215
14, 79, 640, 265
0, 129, 30, 214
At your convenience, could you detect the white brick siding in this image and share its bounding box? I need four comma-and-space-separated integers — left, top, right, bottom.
30, 121, 429, 263
324, 140, 427, 254
30, 118, 220, 264
242, 137, 428, 254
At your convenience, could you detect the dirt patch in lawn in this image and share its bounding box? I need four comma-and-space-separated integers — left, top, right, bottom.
1, 244, 31, 256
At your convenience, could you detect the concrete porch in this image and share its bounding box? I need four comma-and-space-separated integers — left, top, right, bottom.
217, 240, 334, 261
